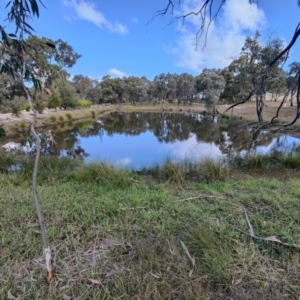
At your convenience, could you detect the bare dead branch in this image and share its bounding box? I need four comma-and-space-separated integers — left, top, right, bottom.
174, 195, 227, 202
245, 210, 300, 249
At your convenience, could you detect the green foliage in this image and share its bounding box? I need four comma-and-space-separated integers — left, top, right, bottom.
56, 79, 77, 109
10, 121, 27, 132
76, 99, 92, 108
49, 115, 57, 122
72, 162, 133, 189
58, 115, 64, 122
273, 151, 300, 169
11, 103, 22, 117
33, 99, 45, 114
231, 154, 267, 169
91, 110, 96, 118
0, 152, 15, 173
221, 113, 230, 120
22, 103, 31, 112
65, 112, 73, 120
0, 124, 6, 139
47, 89, 61, 110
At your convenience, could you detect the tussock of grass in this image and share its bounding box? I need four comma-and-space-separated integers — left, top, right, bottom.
161, 159, 187, 184
232, 153, 267, 168
65, 112, 73, 120
72, 161, 133, 189
0, 152, 16, 173
273, 151, 300, 168
0, 156, 300, 299
200, 158, 230, 182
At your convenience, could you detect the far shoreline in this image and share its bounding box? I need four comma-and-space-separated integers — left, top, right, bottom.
1, 101, 300, 138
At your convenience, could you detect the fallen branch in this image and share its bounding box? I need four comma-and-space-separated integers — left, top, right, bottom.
244, 211, 300, 249
179, 240, 195, 277
174, 195, 227, 202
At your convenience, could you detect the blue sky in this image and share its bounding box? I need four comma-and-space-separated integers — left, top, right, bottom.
1, 0, 300, 80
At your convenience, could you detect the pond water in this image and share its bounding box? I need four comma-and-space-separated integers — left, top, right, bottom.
2, 112, 300, 170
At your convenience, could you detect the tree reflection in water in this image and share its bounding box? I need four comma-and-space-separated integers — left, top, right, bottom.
4, 112, 298, 167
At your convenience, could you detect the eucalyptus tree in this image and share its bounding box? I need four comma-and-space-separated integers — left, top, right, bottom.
100, 75, 119, 103
24, 36, 81, 90
195, 69, 225, 112
0, 0, 55, 282
287, 62, 300, 106
176, 73, 195, 104
225, 32, 286, 121
72, 75, 95, 99
153, 0, 300, 125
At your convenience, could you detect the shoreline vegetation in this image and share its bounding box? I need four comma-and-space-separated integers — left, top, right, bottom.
0, 154, 300, 298
1, 99, 300, 138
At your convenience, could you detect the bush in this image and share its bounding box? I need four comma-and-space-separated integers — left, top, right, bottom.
22, 103, 31, 112
76, 99, 92, 108
33, 99, 45, 114
65, 113, 73, 120
49, 115, 57, 122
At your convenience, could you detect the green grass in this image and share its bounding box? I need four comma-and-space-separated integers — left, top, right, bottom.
0, 156, 299, 299
49, 115, 57, 122
65, 112, 73, 120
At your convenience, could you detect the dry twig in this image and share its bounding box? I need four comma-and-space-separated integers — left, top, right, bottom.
244, 210, 300, 249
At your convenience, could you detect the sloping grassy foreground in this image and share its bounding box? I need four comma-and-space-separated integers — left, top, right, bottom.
0, 157, 299, 299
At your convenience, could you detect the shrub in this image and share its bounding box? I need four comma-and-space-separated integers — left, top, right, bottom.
0, 152, 16, 173
91, 110, 96, 118
50, 115, 57, 122
58, 115, 64, 122
33, 99, 45, 114
221, 114, 230, 120
65, 113, 73, 120
22, 103, 31, 112
11, 104, 22, 117
76, 99, 92, 108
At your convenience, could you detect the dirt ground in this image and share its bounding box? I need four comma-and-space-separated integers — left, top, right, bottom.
217, 100, 300, 124
1, 100, 299, 137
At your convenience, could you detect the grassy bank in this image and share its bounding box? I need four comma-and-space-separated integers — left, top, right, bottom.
0, 155, 300, 299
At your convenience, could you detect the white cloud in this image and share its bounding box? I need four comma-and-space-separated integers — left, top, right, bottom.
115, 157, 132, 166
131, 17, 139, 23
62, 0, 128, 35
170, 0, 266, 72
109, 68, 126, 78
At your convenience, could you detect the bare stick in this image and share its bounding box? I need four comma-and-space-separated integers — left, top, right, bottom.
174, 195, 227, 202
22, 80, 54, 283
245, 210, 300, 249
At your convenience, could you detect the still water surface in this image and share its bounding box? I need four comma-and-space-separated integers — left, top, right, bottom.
3, 112, 300, 170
